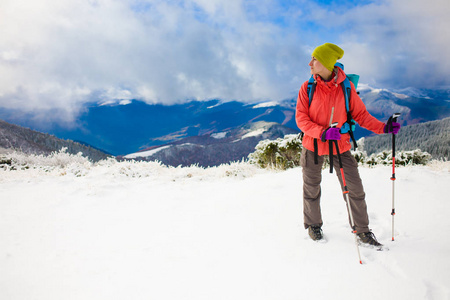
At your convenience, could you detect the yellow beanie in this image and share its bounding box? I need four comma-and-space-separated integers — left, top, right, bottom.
312, 43, 344, 72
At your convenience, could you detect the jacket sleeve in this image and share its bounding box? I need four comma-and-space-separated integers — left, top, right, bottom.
295, 81, 326, 139
349, 83, 385, 134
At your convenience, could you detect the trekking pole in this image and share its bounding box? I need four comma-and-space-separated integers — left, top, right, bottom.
389, 113, 401, 241
330, 122, 362, 264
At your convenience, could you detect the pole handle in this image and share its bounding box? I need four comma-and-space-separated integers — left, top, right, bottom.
387, 113, 401, 127
388, 113, 400, 158
392, 113, 400, 123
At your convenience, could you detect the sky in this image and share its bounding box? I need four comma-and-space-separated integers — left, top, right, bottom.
1, 0, 450, 125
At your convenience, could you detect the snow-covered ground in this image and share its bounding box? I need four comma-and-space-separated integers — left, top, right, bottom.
1, 157, 449, 300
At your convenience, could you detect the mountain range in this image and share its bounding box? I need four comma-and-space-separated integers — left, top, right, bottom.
0, 99, 298, 156
122, 121, 299, 167
0, 85, 448, 164
0, 119, 110, 162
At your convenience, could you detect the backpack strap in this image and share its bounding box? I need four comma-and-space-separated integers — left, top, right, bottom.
340, 77, 358, 150
306, 76, 316, 106
306, 76, 320, 163
341, 77, 352, 112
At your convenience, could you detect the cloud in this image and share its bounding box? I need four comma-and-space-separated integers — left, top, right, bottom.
336, 0, 450, 88
0, 0, 449, 125
0, 0, 308, 117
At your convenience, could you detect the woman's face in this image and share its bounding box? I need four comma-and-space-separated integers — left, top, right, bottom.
309, 56, 329, 77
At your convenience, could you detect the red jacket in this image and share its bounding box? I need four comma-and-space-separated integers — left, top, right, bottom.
296, 67, 385, 155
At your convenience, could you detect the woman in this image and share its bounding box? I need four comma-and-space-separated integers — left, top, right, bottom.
295, 43, 400, 245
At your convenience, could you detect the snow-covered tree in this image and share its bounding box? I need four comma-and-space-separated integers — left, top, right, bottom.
248, 134, 302, 170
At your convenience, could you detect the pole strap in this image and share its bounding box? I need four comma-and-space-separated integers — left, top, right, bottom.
329, 141, 334, 173
314, 138, 319, 165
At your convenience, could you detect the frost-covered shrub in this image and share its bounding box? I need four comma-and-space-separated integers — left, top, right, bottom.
351, 149, 367, 164
0, 149, 264, 181
1, 148, 92, 175
355, 149, 432, 166
248, 134, 302, 170
393, 149, 432, 166
248, 135, 432, 170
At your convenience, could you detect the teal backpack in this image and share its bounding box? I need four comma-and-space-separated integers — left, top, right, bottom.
305, 62, 359, 150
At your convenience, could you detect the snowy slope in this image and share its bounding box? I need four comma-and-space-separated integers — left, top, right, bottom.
122, 121, 299, 167
1, 159, 449, 300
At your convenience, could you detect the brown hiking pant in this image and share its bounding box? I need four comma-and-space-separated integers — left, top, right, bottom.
301, 148, 370, 233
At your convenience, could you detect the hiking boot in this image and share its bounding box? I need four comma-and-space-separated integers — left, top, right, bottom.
308, 225, 323, 241
357, 231, 383, 247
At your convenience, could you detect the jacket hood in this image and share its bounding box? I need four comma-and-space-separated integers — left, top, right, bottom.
314, 66, 346, 87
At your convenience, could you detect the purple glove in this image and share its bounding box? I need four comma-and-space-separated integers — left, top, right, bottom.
321, 127, 341, 142
384, 122, 401, 134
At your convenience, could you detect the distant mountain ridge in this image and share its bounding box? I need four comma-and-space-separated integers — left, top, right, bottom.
0, 85, 448, 157
0, 119, 110, 162
357, 85, 450, 124
122, 121, 299, 167
0, 100, 298, 156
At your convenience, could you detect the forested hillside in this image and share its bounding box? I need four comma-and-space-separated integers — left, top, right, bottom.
0, 119, 110, 162
362, 117, 449, 160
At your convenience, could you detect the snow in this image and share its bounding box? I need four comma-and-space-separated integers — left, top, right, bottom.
211, 132, 227, 139
98, 99, 132, 106
1, 157, 450, 300
393, 87, 431, 99
207, 102, 222, 109
124, 143, 205, 159
252, 101, 279, 109
124, 145, 171, 159
99, 100, 116, 106
392, 92, 410, 99
119, 99, 132, 105
241, 128, 266, 139
178, 143, 203, 148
